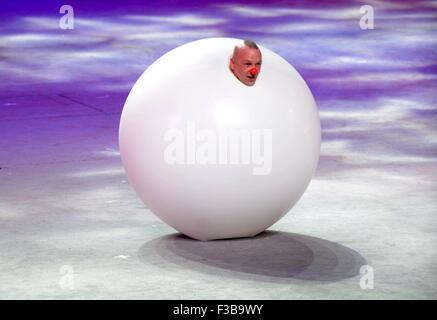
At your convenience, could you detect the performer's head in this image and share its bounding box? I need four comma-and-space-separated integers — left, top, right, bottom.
229, 40, 262, 86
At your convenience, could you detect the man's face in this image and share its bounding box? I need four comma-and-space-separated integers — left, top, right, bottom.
230, 47, 262, 86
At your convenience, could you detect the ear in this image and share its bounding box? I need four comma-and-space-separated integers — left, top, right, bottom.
229, 58, 235, 71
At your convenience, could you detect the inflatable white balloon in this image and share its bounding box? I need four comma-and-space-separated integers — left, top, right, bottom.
119, 37, 321, 241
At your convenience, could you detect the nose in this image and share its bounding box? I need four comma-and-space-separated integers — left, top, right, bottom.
249, 67, 258, 76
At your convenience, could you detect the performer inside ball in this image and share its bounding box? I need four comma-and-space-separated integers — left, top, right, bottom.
229, 40, 262, 87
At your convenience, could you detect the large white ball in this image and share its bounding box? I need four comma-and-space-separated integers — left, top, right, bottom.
119, 37, 320, 241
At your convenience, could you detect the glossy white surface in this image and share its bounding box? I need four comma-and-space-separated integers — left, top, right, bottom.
119, 38, 321, 240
